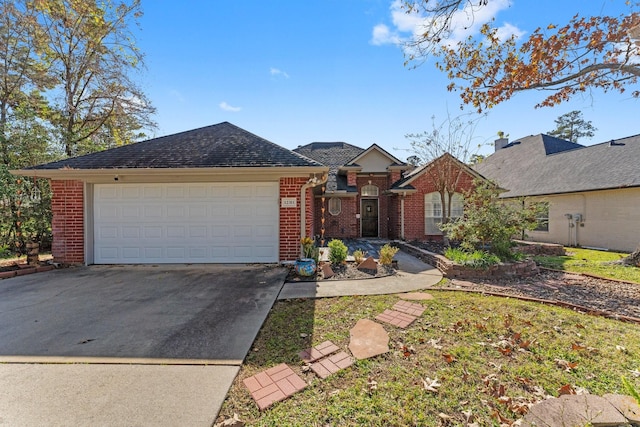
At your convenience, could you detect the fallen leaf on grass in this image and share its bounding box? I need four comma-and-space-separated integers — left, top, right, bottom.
427, 338, 443, 350
443, 353, 457, 364
571, 343, 587, 351
555, 359, 578, 371
558, 384, 576, 395
367, 377, 378, 394
422, 377, 441, 393
214, 413, 243, 427
629, 368, 640, 377
438, 412, 452, 421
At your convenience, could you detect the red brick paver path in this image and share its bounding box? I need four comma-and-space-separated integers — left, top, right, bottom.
299, 340, 340, 363
243, 363, 307, 410
392, 300, 425, 316
375, 309, 417, 328
310, 351, 354, 379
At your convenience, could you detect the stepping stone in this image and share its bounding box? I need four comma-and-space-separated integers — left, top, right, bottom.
397, 292, 434, 301
321, 263, 334, 279
349, 319, 389, 360
310, 351, 354, 379
521, 395, 627, 427
298, 340, 340, 363
357, 256, 377, 273
375, 309, 417, 329
243, 363, 307, 410
603, 394, 640, 425
392, 300, 426, 316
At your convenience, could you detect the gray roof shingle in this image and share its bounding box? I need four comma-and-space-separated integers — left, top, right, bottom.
294, 142, 365, 192
27, 122, 323, 170
474, 133, 640, 197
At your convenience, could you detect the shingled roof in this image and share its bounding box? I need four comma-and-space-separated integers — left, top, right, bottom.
26, 122, 322, 170
294, 142, 365, 192
474, 133, 640, 197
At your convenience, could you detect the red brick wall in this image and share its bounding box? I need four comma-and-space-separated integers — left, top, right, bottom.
401, 167, 476, 241
279, 177, 314, 261
315, 196, 358, 239
50, 180, 85, 264
347, 171, 357, 187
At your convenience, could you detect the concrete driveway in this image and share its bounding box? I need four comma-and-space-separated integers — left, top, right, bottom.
0, 264, 286, 426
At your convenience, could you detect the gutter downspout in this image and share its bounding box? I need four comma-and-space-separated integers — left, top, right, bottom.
400, 192, 406, 240
300, 174, 327, 257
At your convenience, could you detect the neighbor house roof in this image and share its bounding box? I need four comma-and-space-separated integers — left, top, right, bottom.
474, 133, 640, 198
294, 142, 365, 192
25, 122, 323, 171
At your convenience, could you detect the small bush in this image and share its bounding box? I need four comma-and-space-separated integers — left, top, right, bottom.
445, 247, 500, 269
328, 239, 348, 265
353, 249, 366, 264
379, 244, 399, 265
0, 245, 11, 259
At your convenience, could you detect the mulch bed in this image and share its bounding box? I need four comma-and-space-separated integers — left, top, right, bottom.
285, 262, 396, 282
433, 269, 640, 320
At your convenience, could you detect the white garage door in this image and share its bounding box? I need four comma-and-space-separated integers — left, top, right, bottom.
93, 182, 279, 264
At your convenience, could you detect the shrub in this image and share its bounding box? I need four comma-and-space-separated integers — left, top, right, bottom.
352, 249, 366, 264
440, 179, 542, 261
379, 244, 399, 265
445, 247, 500, 269
328, 239, 348, 265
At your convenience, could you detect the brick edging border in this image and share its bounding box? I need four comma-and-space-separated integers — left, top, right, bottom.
540, 267, 640, 286
0, 265, 56, 280
395, 241, 539, 279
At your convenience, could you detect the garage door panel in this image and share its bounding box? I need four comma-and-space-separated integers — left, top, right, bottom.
94, 182, 278, 264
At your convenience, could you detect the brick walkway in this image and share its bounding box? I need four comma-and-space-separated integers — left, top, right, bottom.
243, 364, 307, 410
245, 296, 430, 410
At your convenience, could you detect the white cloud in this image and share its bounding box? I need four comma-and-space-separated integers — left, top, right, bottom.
219, 101, 242, 112
371, 23, 400, 45
270, 67, 290, 79
372, 0, 524, 50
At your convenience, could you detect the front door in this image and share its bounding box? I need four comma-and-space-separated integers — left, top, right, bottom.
361, 199, 378, 237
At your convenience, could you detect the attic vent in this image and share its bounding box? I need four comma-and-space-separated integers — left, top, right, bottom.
609, 140, 625, 146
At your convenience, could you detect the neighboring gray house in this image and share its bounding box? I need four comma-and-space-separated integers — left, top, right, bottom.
474, 134, 640, 252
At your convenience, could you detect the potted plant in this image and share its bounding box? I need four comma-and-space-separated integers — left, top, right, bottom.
295, 237, 318, 277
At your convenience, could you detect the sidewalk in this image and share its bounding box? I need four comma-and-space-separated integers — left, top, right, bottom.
278, 250, 443, 300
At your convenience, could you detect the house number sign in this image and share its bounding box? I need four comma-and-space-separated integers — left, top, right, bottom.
281, 197, 297, 208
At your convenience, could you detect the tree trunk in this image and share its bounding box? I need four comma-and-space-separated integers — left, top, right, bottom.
622, 246, 640, 267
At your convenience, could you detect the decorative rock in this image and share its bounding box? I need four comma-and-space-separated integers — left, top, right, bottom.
603, 394, 640, 425
397, 292, 434, 301
348, 319, 389, 360
357, 256, 377, 274
521, 395, 628, 427
321, 263, 334, 279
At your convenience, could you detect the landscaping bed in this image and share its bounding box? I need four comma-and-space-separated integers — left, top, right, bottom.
285, 262, 396, 282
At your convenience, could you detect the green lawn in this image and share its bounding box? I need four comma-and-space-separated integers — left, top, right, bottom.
217, 291, 640, 426
534, 247, 640, 284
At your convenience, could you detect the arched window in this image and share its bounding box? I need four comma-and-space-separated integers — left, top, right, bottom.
424, 192, 464, 235
328, 197, 341, 216
361, 184, 379, 197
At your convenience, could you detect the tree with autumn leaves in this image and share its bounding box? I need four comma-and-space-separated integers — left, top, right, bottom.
403, 1, 640, 112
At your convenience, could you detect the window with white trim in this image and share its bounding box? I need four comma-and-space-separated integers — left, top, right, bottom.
534, 202, 549, 232
424, 192, 464, 235
328, 197, 341, 216
361, 184, 379, 197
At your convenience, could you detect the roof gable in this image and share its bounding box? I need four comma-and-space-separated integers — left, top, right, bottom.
27, 122, 323, 170
344, 144, 405, 171
392, 152, 485, 190
293, 142, 365, 192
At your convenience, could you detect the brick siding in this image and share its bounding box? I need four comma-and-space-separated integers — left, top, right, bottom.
50, 180, 84, 264
279, 177, 314, 261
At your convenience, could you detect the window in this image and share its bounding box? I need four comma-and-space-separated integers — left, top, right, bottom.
328, 197, 341, 216
534, 202, 549, 232
424, 192, 464, 235
361, 184, 379, 197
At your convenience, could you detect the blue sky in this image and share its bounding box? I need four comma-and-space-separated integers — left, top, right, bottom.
137, 0, 638, 159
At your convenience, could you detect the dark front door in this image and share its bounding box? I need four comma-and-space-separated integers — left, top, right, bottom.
361, 199, 378, 237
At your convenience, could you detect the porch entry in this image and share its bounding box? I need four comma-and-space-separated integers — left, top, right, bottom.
361, 199, 379, 237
